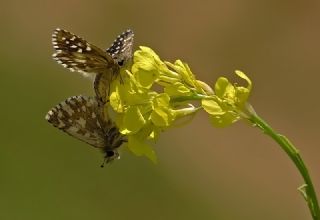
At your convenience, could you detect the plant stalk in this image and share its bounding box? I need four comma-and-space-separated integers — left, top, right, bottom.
247, 110, 320, 220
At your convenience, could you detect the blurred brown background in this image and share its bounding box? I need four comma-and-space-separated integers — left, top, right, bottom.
1, 0, 319, 219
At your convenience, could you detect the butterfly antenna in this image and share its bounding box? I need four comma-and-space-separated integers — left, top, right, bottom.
100, 157, 107, 168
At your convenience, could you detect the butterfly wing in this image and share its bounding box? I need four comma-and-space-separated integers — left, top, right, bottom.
106, 29, 134, 66
52, 28, 116, 78
94, 29, 134, 104
46, 95, 107, 148
51, 28, 134, 105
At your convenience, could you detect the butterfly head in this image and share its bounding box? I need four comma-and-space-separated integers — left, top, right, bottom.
100, 150, 120, 167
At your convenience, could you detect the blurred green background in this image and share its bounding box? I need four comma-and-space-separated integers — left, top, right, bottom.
1, 0, 320, 219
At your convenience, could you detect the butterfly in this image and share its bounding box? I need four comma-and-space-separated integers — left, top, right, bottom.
51, 28, 134, 104
45, 95, 127, 165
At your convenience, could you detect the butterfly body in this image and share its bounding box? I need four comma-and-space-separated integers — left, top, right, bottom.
52, 28, 134, 104
47, 29, 134, 164
46, 95, 126, 163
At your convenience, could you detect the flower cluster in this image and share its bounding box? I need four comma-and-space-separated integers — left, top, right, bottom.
106, 46, 252, 162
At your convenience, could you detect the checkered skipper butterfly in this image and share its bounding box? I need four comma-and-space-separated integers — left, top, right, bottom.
52, 28, 134, 104
45, 95, 127, 165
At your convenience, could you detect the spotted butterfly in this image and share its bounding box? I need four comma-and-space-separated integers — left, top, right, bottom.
45, 95, 127, 165
52, 28, 134, 104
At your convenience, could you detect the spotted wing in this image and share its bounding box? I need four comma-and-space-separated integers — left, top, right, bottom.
45, 95, 107, 148
106, 29, 134, 66
94, 29, 134, 104
52, 28, 116, 78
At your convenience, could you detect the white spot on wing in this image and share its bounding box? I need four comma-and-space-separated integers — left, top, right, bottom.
76, 117, 86, 128
57, 111, 63, 118
84, 132, 90, 138
67, 126, 80, 133
74, 58, 87, 63
86, 100, 93, 107
61, 102, 75, 116
57, 119, 65, 128
45, 113, 50, 120
68, 99, 76, 105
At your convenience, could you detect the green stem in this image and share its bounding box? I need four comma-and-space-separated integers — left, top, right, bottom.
171, 94, 212, 103
247, 110, 320, 220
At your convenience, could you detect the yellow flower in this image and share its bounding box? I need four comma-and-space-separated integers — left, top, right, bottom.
108, 46, 253, 161
202, 70, 252, 127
